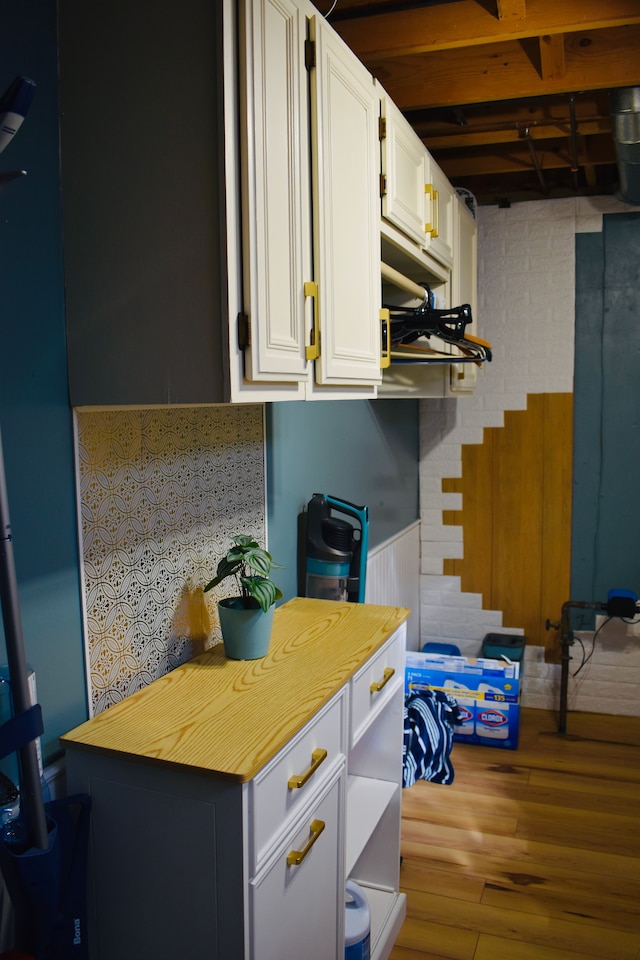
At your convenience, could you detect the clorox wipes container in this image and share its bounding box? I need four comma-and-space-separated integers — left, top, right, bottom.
345, 880, 371, 960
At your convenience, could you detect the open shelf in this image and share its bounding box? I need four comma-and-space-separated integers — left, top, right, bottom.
346, 775, 397, 875
354, 884, 406, 960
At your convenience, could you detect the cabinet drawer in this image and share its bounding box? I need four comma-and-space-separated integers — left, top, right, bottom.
350, 627, 405, 747
249, 765, 345, 960
248, 691, 346, 872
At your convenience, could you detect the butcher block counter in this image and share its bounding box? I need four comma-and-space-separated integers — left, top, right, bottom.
61, 597, 409, 780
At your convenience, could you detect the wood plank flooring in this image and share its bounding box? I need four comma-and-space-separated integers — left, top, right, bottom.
390, 708, 640, 960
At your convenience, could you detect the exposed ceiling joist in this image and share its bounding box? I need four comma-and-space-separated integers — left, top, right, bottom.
424, 117, 610, 152
442, 132, 614, 177
323, 0, 640, 204
331, 0, 640, 60
366, 26, 640, 110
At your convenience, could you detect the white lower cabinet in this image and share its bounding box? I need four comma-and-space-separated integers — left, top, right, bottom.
63, 605, 407, 960
347, 629, 406, 958
250, 764, 345, 960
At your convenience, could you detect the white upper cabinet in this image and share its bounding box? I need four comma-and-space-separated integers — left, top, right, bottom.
378, 87, 454, 272
376, 79, 483, 399
308, 13, 382, 390
379, 91, 427, 248
237, 0, 382, 398
59, 0, 476, 406
238, 0, 311, 387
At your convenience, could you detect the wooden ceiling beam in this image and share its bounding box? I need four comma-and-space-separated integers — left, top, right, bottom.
332, 0, 640, 60
369, 25, 640, 110
423, 119, 611, 151
439, 133, 615, 177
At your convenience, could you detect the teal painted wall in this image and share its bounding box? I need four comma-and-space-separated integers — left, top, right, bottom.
265, 399, 420, 602
573, 212, 640, 607
0, 0, 87, 766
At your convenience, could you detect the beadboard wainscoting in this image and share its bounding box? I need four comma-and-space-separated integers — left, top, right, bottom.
365, 521, 421, 650
74, 405, 266, 715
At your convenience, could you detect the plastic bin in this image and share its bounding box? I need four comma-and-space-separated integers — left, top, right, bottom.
421, 642, 461, 656
482, 633, 525, 662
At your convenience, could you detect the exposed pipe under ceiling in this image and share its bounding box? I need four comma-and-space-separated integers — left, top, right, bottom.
610, 87, 640, 206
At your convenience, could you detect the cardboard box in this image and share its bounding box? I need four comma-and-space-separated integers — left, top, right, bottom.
405, 652, 520, 749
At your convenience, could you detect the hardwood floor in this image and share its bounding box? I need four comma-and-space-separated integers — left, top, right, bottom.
390, 708, 640, 960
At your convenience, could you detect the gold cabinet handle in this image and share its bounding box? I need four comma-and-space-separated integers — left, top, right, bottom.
424, 184, 439, 237
288, 748, 327, 790
286, 819, 325, 866
305, 280, 320, 361
370, 666, 395, 693
424, 183, 434, 235
380, 308, 391, 369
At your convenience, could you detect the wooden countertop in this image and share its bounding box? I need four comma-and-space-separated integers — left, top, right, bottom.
61, 598, 409, 782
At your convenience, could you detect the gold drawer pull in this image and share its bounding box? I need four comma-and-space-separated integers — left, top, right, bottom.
288, 748, 327, 790
287, 819, 325, 866
370, 666, 395, 693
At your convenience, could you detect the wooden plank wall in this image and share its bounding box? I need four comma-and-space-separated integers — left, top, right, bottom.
443, 393, 573, 659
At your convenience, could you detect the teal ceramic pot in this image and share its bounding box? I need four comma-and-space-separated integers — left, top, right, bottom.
218, 598, 275, 660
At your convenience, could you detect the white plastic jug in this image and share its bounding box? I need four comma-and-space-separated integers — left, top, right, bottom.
476, 683, 510, 740
444, 679, 475, 735
345, 880, 371, 960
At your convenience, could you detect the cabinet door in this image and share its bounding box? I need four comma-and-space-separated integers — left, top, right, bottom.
449, 196, 479, 394
379, 89, 451, 269
380, 92, 427, 248
239, 0, 311, 384
309, 16, 382, 388
249, 765, 345, 960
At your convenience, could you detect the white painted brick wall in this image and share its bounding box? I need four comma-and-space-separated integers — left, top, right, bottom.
419, 195, 640, 717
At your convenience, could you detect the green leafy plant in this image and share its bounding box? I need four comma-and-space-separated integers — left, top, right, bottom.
204, 535, 283, 613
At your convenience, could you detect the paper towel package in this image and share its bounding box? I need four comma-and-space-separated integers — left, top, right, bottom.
405, 652, 520, 750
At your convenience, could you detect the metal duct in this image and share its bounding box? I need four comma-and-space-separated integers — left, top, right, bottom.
611, 87, 640, 206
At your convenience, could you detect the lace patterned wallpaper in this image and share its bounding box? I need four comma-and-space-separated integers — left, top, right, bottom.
75, 405, 265, 715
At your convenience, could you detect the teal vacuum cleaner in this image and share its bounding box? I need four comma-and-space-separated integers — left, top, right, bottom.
304, 494, 369, 603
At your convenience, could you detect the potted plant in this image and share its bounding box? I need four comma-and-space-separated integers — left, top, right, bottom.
204, 534, 283, 660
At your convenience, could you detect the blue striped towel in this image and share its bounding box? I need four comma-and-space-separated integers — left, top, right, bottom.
402, 689, 460, 787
